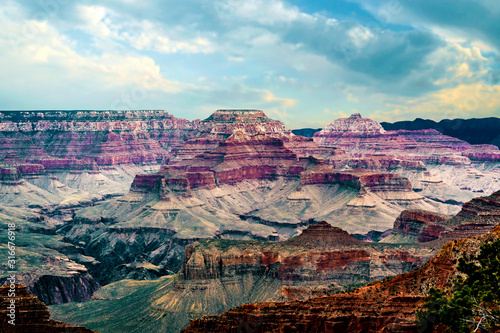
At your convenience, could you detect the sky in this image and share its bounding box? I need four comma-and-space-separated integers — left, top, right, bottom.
1, 0, 500, 128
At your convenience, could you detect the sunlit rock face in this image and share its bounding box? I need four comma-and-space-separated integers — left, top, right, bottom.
315, 113, 386, 140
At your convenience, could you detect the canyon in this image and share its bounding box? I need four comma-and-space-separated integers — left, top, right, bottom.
49, 190, 500, 333
183, 223, 500, 333
3, 109, 500, 332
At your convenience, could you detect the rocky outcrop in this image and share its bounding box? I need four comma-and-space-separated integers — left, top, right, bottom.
0, 284, 95, 332
198, 109, 286, 135
10, 273, 100, 306
49, 222, 433, 333
0, 212, 101, 305
182, 223, 500, 333
63, 130, 458, 284
0, 110, 198, 170
50, 190, 500, 333
313, 113, 500, 164
449, 189, 500, 224
391, 210, 450, 242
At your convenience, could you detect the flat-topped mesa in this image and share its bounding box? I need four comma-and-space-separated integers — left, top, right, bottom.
0, 110, 199, 169
197, 109, 287, 136
0, 110, 193, 131
203, 109, 271, 123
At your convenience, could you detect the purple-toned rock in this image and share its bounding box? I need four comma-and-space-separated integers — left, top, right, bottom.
313, 113, 500, 165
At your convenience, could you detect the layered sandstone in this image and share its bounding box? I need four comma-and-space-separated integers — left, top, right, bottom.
51, 192, 500, 333
197, 109, 286, 136
449, 189, 500, 223
391, 210, 450, 242
313, 113, 500, 165
64, 130, 457, 285
0, 110, 197, 170
183, 224, 500, 333
0, 284, 95, 332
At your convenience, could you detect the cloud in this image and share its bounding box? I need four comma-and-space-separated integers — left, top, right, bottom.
369, 81, 500, 122
3, 0, 500, 126
0, 1, 197, 110
350, 0, 500, 52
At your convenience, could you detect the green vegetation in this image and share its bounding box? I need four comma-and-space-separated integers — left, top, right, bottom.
417, 240, 500, 332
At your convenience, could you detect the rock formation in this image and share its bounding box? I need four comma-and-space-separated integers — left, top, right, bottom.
0, 212, 100, 305
314, 113, 500, 165
0, 110, 196, 170
0, 284, 95, 332
387, 209, 450, 243
48, 222, 433, 333
182, 222, 500, 333
60, 130, 458, 286
312, 113, 500, 208
49, 189, 500, 333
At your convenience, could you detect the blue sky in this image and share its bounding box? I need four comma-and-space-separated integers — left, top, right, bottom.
1, 0, 500, 128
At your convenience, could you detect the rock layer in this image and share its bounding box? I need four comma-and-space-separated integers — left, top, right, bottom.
183, 223, 500, 333
314, 113, 500, 164
0, 284, 95, 332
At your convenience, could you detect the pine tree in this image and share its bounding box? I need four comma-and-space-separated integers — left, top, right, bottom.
417, 240, 500, 332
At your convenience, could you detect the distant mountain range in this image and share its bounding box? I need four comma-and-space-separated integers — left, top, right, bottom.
292, 117, 500, 148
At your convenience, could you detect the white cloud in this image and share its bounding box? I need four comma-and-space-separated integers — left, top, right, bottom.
75, 4, 215, 54
0, 3, 199, 110
220, 0, 311, 25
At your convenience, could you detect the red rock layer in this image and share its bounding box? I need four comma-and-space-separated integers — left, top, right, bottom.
179, 221, 427, 293
0, 110, 198, 170
286, 221, 361, 247
300, 165, 414, 194
133, 132, 320, 192
132, 132, 419, 203
0, 284, 94, 332
0, 109, 295, 170
393, 210, 450, 242
182, 225, 500, 333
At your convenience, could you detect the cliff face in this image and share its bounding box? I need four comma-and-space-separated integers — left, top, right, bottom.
198, 109, 286, 135
182, 224, 500, 333
50, 191, 500, 333
62, 129, 461, 284
390, 210, 450, 243
313, 113, 500, 164
50, 222, 434, 333
0, 284, 95, 332
0, 110, 197, 170
180, 221, 427, 289
449, 189, 500, 223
